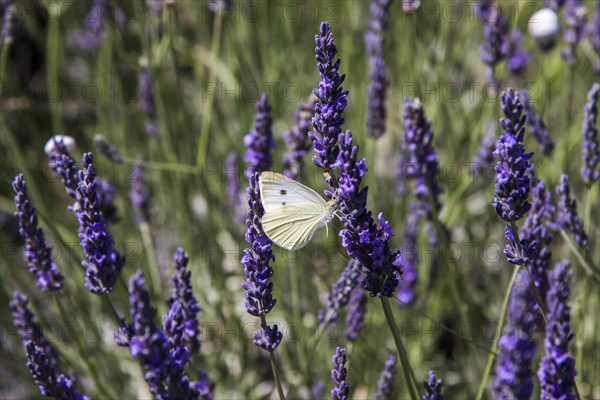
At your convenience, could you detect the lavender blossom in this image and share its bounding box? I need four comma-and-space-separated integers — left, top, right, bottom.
168, 247, 201, 352
396, 200, 424, 305
562, 0, 587, 64
422, 371, 444, 400
503, 225, 537, 266
376, 355, 397, 400
494, 270, 536, 400
283, 94, 317, 178
588, 3, 600, 73
344, 286, 367, 342
94, 134, 124, 164
506, 30, 531, 74
312, 381, 326, 399
581, 83, 600, 185
310, 22, 348, 172
48, 142, 80, 199
493, 89, 534, 222
138, 67, 159, 136
337, 131, 402, 297
402, 0, 421, 13
318, 259, 362, 325
331, 347, 349, 400
128, 271, 200, 398
225, 152, 244, 222
130, 159, 151, 223
521, 90, 554, 155
74, 0, 108, 54
244, 93, 274, 178
1, 2, 15, 46
365, 0, 392, 138
480, 4, 509, 81
538, 260, 577, 400
402, 98, 443, 216
472, 124, 496, 175
96, 178, 119, 224
241, 174, 281, 351
556, 174, 588, 246
75, 153, 125, 294
12, 175, 64, 291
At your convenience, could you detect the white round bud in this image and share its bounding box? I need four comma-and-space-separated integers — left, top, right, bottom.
528, 8, 560, 51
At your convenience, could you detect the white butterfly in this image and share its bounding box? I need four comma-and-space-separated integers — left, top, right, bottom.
259, 171, 336, 251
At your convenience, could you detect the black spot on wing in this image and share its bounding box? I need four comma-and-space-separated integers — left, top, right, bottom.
282, 202, 286, 205
280, 189, 287, 195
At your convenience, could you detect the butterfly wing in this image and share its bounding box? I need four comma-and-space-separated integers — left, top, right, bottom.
262, 204, 328, 250
259, 171, 327, 213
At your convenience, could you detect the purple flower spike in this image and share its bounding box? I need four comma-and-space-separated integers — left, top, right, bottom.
562, 0, 587, 65
310, 22, 348, 172
96, 178, 119, 224
168, 247, 201, 352
318, 259, 362, 325
138, 68, 159, 136
376, 355, 397, 400
130, 159, 151, 223
225, 152, 245, 222
581, 83, 600, 185
422, 371, 444, 400
12, 175, 64, 292
493, 89, 534, 222
472, 124, 497, 175
48, 141, 80, 200
538, 260, 577, 400
337, 131, 402, 297
94, 134, 124, 164
75, 153, 125, 294
244, 93, 275, 178
521, 90, 554, 155
312, 381, 326, 400
396, 200, 425, 305
1, 2, 15, 46
480, 4, 509, 80
74, 0, 108, 54
556, 174, 588, 246
344, 286, 367, 342
331, 347, 349, 400
504, 225, 538, 266
494, 270, 536, 400
365, 0, 392, 138
507, 30, 531, 74
253, 324, 283, 352
283, 94, 317, 179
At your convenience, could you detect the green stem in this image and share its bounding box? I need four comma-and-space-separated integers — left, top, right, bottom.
139, 221, 165, 316
558, 229, 600, 281
196, 10, 223, 167
289, 261, 309, 381
269, 350, 286, 400
475, 267, 518, 400
380, 297, 420, 400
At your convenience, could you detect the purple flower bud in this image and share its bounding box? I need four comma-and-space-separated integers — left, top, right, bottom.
556, 174, 588, 246
1, 2, 16, 46
96, 178, 120, 224
94, 134, 124, 164
581, 83, 600, 185
318, 259, 362, 325
422, 371, 444, 400
376, 355, 397, 400
48, 141, 80, 200
253, 324, 283, 352
283, 95, 317, 178
472, 124, 497, 175
396, 200, 425, 305
74, 0, 108, 54
12, 175, 64, 291
561, 0, 587, 64
503, 225, 538, 266
507, 30, 531, 74
311, 381, 326, 400
331, 347, 349, 400
480, 4, 509, 79
344, 286, 367, 342
138, 68, 159, 136
129, 159, 151, 223
244, 93, 275, 178
538, 260, 577, 400
521, 90, 554, 155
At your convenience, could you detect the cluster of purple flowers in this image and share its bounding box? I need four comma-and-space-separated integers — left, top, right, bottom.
331, 347, 349, 400
503, 225, 538, 266
396, 201, 425, 305
130, 159, 151, 223
12, 174, 64, 292
244, 94, 275, 178
562, 0, 587, 64
75, 153, 125, 294
344, 286, 368, 342
478, 1, 508, 80
506, 30, 531, 75
375, 354, 397, 400
422, 371, 444, 400
365, 0, 392, 138
556, 174, 588, 246
11, 293, 89, 399
282, 94, 317, 179
581, 83, 600, 185
521, 90, 554, 156
240, 174, 281, 351
74, 0, 108, 54
138, 68, 159, 136
318, 259, 362, 325
493, 89, 534, 222
94, 134, 124, 164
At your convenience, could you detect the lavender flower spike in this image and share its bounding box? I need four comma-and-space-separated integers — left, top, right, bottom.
506, 30, 531, 75
138, 67, 159, 136
494, 270, 536, 400
76, 153, 125, 294
344, 286, 367, 342
581, 83, 600, 185
365, 0, 392, 138
538, 260, 577, 400
318, 259, 362, 325
521, 90, 554, 155
480, 5, 509, 81
48, 140, 80, 199
556, 174, 588, 246
241, 173, 282, 351
244, 93, 274, 179
562, 0, 587, 65
422, 371, 444, 400
493, 88, 534, 222
337, 131, 403, 297
331, 347, 349, 400
503, 225, 538, 266
376, 355, 397, 400
12, 175, 64, 291
130, 158, 151, 223
282, 94, 317, 179
74, 0, 108, 54
310, 22, 348, 172
168, 247, 201, 352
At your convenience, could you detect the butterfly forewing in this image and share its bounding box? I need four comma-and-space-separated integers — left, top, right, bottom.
259, 171, 327, 213
261, 204, 328, 250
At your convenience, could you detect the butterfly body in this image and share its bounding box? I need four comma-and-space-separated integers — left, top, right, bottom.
259, 171, 335, 250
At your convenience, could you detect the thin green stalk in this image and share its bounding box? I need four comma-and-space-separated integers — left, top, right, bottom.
289, 261, 309, 382
46, 8, 64, 134
558, 229, 600, 281
260, 315, 286, 400
380, 297, 420, 400
196, 10, 223, 167
139, 221, 165, 316
475, 267, 519, 400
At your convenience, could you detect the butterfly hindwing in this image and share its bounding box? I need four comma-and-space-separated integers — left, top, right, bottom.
261, 204, 328, 250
